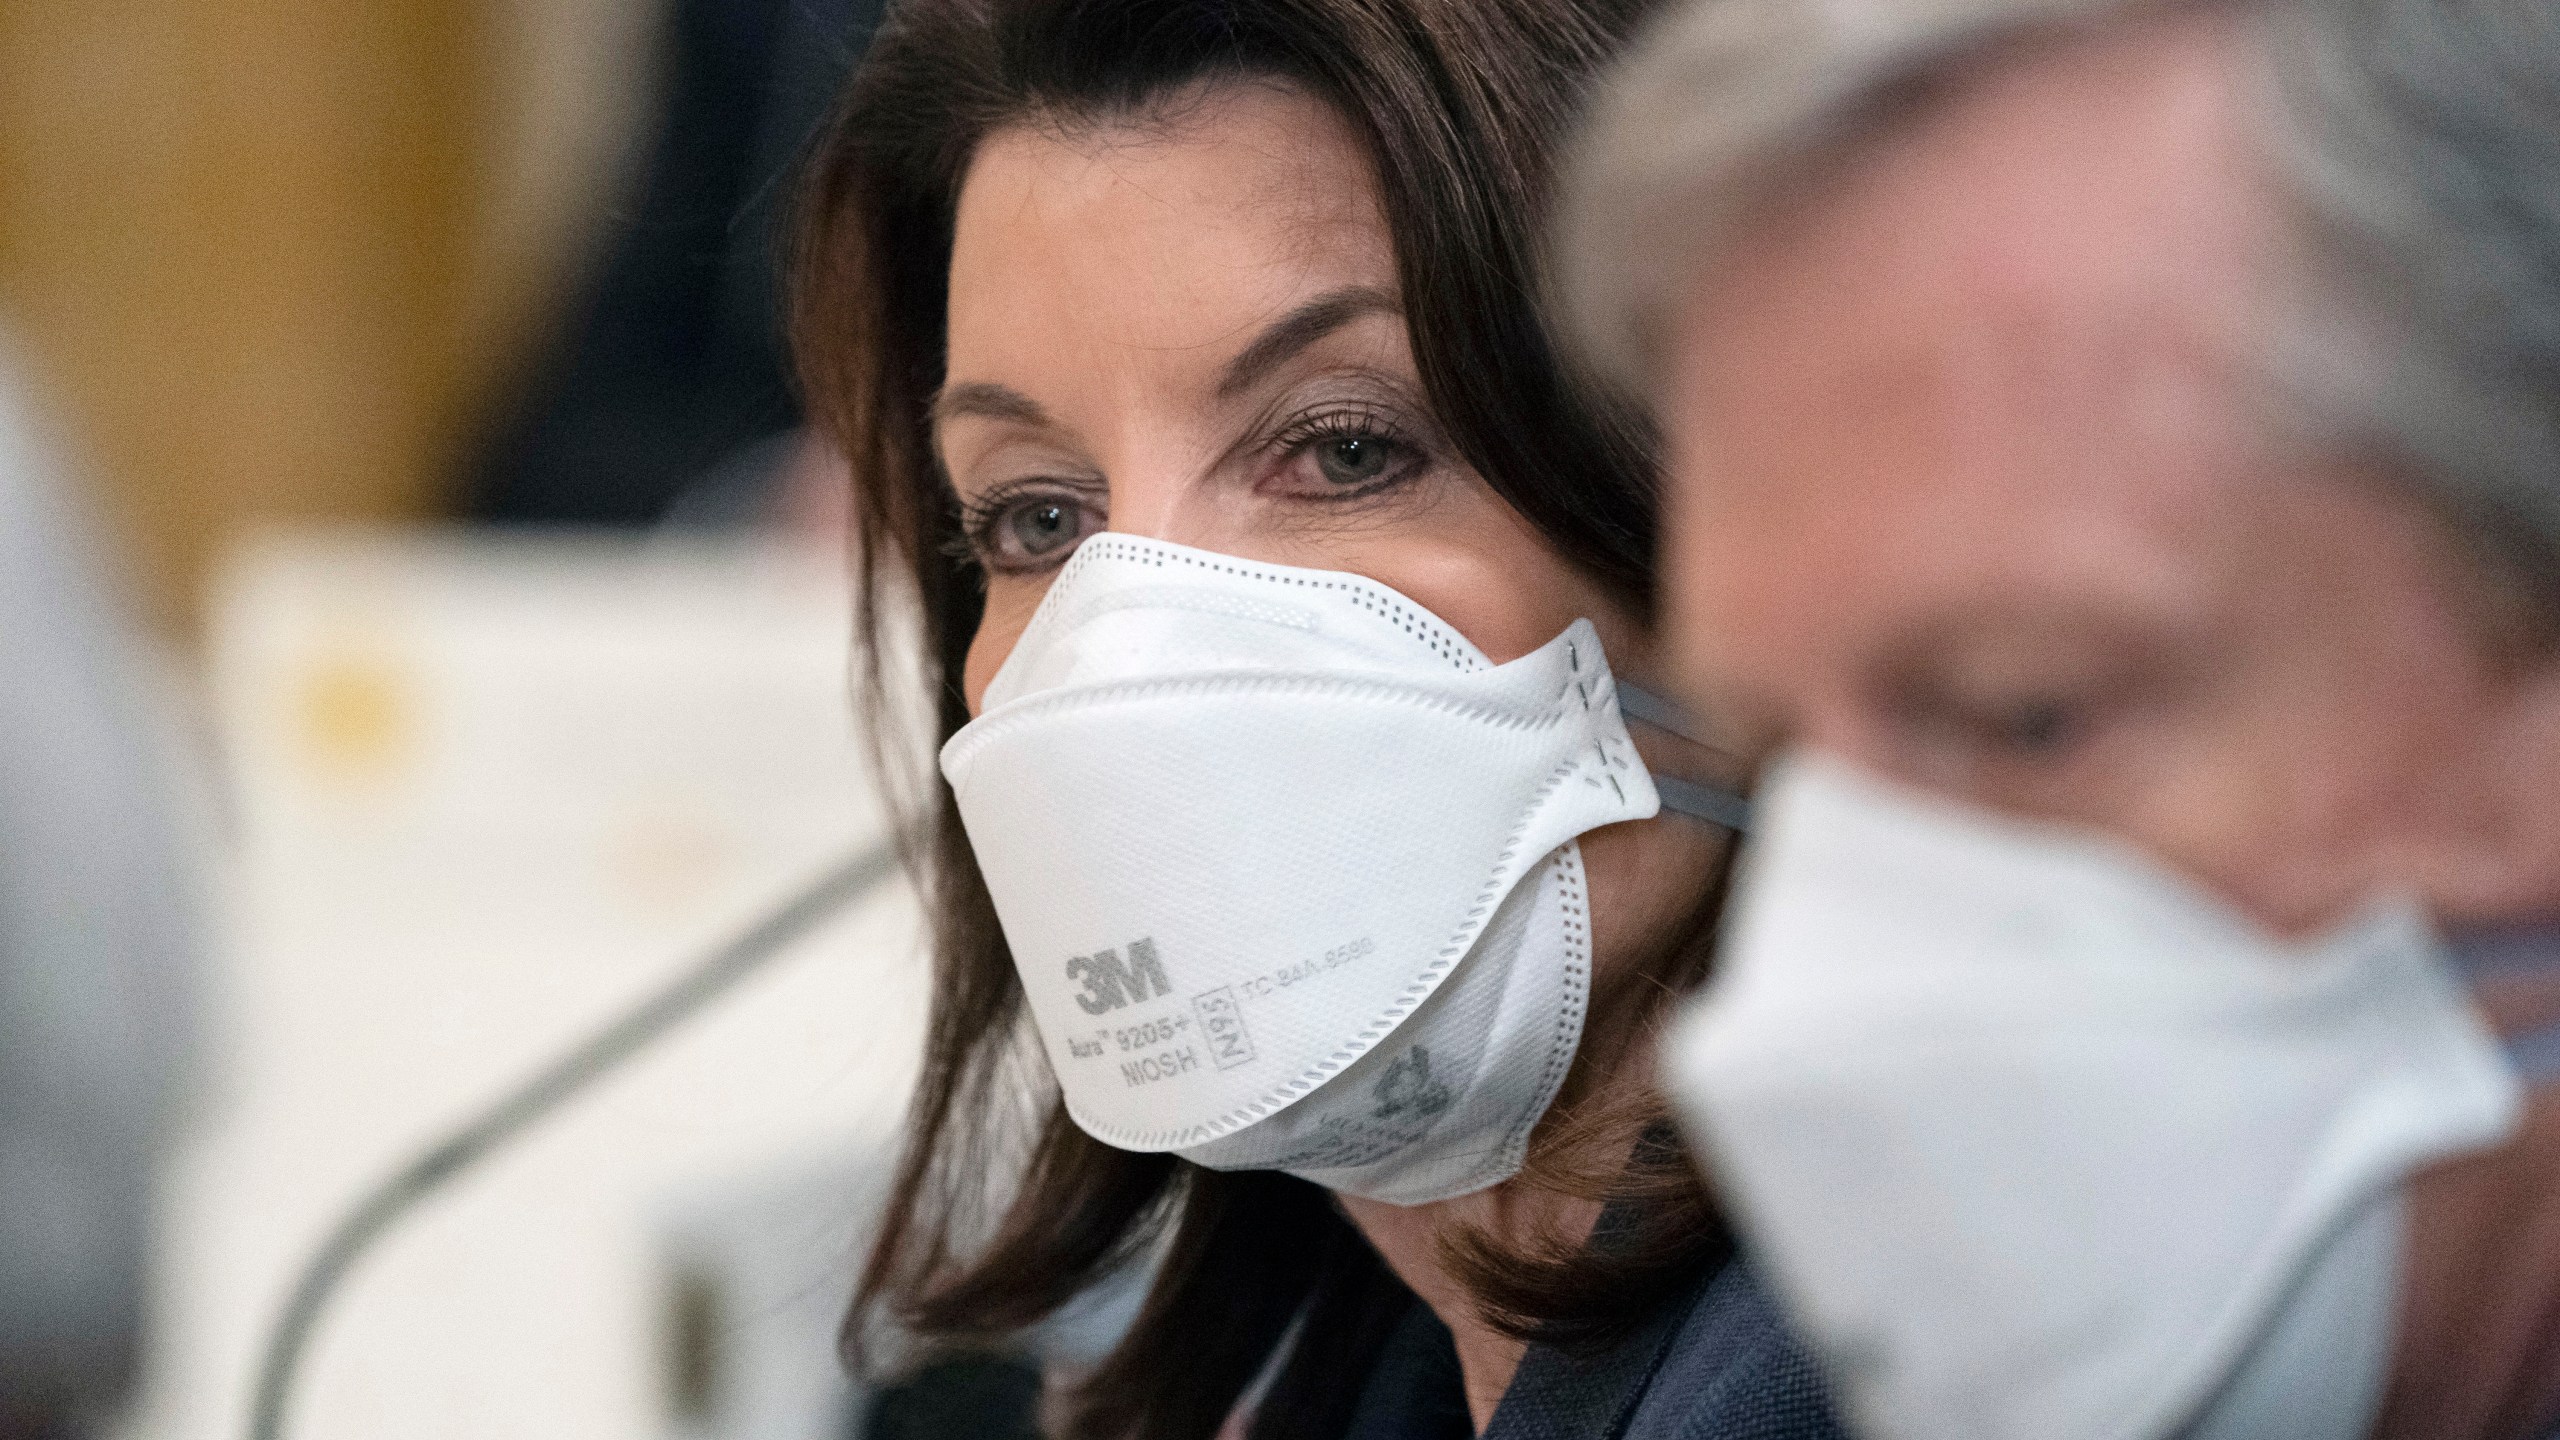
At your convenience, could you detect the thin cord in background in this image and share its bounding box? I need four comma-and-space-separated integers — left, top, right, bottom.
245, 842, 903, 1440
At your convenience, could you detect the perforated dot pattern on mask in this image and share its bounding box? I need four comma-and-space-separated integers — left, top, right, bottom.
1050, 534, 1485, 673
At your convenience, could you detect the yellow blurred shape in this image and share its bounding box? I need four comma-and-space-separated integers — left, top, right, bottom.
294, 649, 415, 786
0, 0, 655, 638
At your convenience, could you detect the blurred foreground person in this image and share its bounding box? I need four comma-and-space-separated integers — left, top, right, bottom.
0, 341, 197, 1437
1563, 0, 2560, 1437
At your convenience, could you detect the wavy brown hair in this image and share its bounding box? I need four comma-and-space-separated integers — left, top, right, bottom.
787, 2, 1730, 1436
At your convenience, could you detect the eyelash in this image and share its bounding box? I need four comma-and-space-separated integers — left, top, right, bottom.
950, 477, 1082, 573
1267, 403, 1420, 474
949, 403, 1433, 574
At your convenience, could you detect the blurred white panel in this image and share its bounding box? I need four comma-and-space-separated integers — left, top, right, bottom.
120, 530, 925, 1440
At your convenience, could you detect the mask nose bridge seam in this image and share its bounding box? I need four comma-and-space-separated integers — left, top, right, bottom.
1070, 534, 1483, 672
1056, 586, 1320, 635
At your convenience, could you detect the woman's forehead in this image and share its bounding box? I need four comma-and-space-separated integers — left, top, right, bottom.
946, 82, 1397, 372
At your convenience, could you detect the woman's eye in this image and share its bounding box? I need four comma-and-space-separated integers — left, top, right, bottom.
964, 488, 1099, 572
1272, 415, 1424, 498
1314, 434, 1395, 487
1006, 498, 1082, 557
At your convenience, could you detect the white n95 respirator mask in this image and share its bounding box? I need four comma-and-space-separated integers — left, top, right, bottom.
1666, 754, 2523, 1440
940, 534, 1744, 1206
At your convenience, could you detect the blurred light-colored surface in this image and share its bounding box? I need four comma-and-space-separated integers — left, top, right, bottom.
120, 530, 921, 1440
659, 1150, 897, 1440
0, 330, 199, 1420
0, 0, 659, 634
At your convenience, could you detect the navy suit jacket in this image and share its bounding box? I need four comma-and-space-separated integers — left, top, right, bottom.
1337, 1256, 1845, 1440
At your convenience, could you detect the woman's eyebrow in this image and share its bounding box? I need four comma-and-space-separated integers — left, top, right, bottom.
931, 381, 1051, 429
1215, 285, 1400, 399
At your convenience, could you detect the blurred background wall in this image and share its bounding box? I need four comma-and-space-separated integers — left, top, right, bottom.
0, 0, 685, 634
0, 2, 957, 1436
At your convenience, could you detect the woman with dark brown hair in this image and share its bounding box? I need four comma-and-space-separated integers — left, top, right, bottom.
789, 2, 1845, 1436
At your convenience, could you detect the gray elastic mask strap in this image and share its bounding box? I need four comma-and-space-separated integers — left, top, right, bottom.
1613, 682, 1752, 834
2449, 928, 2560, 1083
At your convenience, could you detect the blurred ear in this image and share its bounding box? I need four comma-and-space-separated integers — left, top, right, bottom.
2412, 656, 2560, 924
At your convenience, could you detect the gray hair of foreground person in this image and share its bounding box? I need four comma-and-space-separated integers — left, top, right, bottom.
1559, 0, 2560, 625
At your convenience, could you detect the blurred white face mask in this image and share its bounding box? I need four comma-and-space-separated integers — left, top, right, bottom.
1666, 754, 2522, 1440
941, 534, 1744, 1205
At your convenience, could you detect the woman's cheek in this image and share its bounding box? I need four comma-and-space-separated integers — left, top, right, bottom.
961, 578, 1051, 715
1365, 548, 1600, 664
1578, 811, 1730, 980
